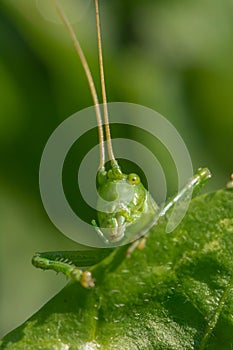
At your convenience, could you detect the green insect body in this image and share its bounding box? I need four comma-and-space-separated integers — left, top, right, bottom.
32, 167, 211, 287
32, 1, 213, 288
34, 164, 155, 287
92, 165, 159, 244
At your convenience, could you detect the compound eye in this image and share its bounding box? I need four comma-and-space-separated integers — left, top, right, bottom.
127, 173, 140, 185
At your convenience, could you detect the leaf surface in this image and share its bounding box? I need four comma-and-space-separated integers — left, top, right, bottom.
1, 189, 233, 350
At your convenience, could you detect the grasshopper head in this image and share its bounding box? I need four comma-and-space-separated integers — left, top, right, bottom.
94, 165, 159, 244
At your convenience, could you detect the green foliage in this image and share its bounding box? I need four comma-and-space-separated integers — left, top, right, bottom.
1, 189, 233, 349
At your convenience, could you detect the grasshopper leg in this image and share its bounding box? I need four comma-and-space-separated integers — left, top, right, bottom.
32, 253, 95, 288
127, 168, 211, 257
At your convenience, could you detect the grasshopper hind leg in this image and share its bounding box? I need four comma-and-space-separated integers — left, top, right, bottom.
127, 168, 211, 258
32, 252, 95, 288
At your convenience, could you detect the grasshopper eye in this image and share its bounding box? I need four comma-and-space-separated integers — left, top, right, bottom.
127, 173, 140, 185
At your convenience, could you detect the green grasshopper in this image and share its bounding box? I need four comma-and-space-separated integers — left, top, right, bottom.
32, 0, 211, 288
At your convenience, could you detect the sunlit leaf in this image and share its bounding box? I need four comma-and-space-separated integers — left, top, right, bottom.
1, 189, 233, 349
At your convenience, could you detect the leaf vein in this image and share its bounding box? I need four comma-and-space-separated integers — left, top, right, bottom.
198, 274, 233, 350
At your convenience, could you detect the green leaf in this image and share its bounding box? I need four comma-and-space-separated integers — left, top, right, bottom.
1, 189, 233, 350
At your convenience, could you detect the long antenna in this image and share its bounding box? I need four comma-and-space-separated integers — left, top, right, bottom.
50, 0, 105, 169
94, 0, 118, 167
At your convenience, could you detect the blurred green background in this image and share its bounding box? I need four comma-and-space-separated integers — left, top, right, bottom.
0, 0, 233, 338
